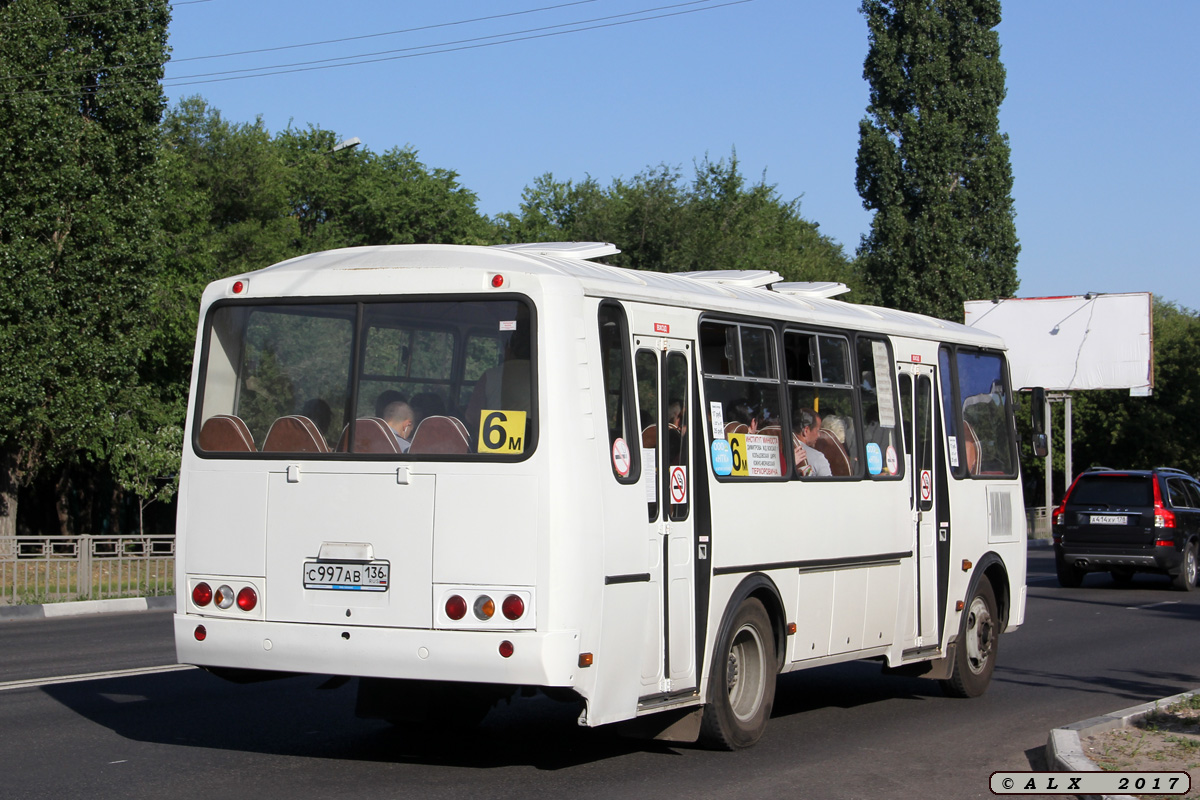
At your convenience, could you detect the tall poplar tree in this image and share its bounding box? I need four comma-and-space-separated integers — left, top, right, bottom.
855, 0, 1019, 319
0, 0, 170, 536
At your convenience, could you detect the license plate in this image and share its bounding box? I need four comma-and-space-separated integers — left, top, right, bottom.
1091, 514, 1129, 525
303, 561, 389, 592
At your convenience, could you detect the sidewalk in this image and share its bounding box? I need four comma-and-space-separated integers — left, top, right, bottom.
0, 595, 174, 621
1046, 690, 1198, 800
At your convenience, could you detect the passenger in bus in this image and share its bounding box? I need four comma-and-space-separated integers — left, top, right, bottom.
374, 389, 406, 419
410, 391, 447, 427
382, 401, 416, 453
792, 408, 831, 477
300, 398, 332, 442
465, 321, 531, 434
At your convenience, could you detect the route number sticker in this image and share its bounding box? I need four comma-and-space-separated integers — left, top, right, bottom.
478, 410, 527, 454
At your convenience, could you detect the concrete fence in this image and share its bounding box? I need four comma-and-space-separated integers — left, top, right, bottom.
0, 535, 174, 605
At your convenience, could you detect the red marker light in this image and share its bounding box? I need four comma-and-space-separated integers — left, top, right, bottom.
491, 274, 504, 288
237, 586, 258, 611
501, 594, 524, 621
232, 280, 245, 294
192, 582, 212, 607
445, 595, 467, 621
498, 640, 514, 658
194, 625, 207, 641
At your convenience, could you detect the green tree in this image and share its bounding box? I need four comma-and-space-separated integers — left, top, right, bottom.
855, 0, 1019, 319
0, 0, 170, 536
497, 153, 854, 286
1069, 300, 1200, 476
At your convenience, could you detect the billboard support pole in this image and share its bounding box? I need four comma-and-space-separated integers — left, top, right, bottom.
1045, 394, 1053, 520
1064, 394, 1073, 487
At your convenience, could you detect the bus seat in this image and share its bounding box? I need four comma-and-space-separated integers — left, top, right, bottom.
815, 429, 852, 477
724, 422, 749, 435
262, 415, 330, 454
197, 415, 255, 452
335, 418, 401, 454
963, 421, 981, 474
642, 425, 658, 448
410, 416, 470, 455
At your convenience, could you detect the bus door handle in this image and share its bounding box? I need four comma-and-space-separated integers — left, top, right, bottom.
660, 521, 671, 537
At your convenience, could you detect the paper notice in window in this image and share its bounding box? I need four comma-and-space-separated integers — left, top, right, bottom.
872, 341, 897, 429
744, 434, 782, 477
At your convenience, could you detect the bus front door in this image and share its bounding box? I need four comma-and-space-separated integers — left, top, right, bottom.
898, 363, 940, 648
634, 336, 697, 698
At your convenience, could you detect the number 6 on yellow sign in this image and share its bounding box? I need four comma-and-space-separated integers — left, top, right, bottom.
727, 433, 748, 477
478, 410, 527, 454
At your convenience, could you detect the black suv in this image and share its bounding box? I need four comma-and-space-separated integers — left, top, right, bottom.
1052, 467, 1200, 590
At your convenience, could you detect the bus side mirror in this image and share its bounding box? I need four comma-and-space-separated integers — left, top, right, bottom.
1031, 387, 1048, 458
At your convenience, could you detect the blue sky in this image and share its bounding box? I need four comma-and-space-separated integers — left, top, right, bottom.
163, 0, 1200, 311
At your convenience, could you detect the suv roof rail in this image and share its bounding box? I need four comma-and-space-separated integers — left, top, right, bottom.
1084, 465, 1114, 472
1155, 467, 1192, 476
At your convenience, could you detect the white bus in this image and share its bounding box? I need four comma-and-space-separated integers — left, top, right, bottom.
175, 241, 1030, 748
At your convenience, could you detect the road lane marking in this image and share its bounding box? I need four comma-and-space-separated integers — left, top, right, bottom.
1127, 601, 1182, 610
0, 664, 195, 692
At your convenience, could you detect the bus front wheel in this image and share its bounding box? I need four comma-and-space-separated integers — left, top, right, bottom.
940, 578, 998, 698
699, 598, 776, 749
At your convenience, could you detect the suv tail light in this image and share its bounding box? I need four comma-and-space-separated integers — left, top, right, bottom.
1153, 478, 1176, 528
1053, 475, 1084, 527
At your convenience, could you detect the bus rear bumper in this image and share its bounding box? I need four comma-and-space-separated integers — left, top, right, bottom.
174, 614, 581, 687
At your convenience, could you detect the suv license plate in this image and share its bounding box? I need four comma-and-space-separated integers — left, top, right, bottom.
1091, 514, 1129, 525
304, 562, 389, 592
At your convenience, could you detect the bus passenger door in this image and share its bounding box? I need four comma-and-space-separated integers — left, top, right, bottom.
634, 336, 697, 697
898, 364, 939, 648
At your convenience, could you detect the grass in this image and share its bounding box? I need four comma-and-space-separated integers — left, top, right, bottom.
2, 559, 174, 604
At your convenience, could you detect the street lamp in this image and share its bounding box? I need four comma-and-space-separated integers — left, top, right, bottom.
331, 137, 361, 154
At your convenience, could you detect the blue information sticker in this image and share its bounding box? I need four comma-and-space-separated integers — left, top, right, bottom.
866, 443, 883, 475
711, 439, 733, 476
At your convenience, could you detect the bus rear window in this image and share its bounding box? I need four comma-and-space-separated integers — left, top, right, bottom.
195, 298, 535, 459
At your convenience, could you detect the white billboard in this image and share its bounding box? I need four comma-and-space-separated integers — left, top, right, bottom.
964, 293, 1153, 393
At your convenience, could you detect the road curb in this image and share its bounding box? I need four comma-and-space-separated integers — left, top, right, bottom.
1045, 689, 1198, 800
0, 595, 174, 621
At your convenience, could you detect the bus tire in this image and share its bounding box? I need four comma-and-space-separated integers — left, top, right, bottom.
699, 598, 776, 750
940, 578, 998, 699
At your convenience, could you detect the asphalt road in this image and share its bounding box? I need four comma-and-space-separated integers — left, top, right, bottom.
2, 549, 1198, 799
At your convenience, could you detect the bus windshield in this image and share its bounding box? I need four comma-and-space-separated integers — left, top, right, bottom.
194, 297, 535, 458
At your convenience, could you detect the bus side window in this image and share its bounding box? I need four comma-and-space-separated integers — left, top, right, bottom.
598, 303, 640, 484
856, 336, 902, 479
954, 349, 1018, 478
636, 349, 660, 520
785, 330, 860, 479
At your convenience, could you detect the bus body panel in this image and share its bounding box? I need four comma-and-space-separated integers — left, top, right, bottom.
174, 243, 1029, 737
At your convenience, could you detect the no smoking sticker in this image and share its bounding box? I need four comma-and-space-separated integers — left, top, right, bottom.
920, 469, 932, 502
612, 438, 631, 477
669, 465, 687, 504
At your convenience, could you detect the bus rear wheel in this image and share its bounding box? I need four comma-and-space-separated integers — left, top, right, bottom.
699, 598, 776, 750
940, 578, 998, 699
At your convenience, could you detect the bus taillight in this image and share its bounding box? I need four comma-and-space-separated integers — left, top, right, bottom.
237, 586, 258, 611
192, 582, 212, 607
214, 585, 235, 609
502, 594, 525, 620
473, 595, 495, 620
446, 595, 468, 620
